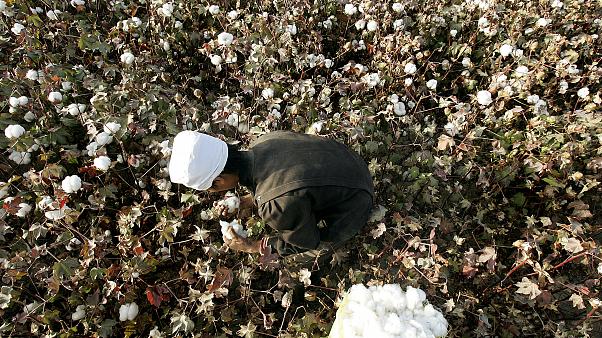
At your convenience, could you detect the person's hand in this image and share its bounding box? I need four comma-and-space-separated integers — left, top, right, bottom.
223, 227, 260, 253
239, 194, 255, 209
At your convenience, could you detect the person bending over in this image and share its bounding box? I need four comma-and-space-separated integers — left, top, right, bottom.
169, 130, 374, 264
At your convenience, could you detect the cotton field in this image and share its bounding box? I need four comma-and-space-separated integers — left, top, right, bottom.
1, 0, 600, 337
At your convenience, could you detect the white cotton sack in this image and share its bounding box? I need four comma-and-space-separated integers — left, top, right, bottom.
220, 220, 247, 239
329, 284, 448, 338
118, 302, 139, 321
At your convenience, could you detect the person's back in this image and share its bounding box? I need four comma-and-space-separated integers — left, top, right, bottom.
248, 131, 374, 205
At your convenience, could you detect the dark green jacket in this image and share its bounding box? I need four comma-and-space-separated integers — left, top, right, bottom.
239, 131, 374, 254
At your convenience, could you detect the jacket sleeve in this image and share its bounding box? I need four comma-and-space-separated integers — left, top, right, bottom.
259, 194, 320, 256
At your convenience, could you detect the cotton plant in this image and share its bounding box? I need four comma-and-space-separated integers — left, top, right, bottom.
329, 284, 448, 338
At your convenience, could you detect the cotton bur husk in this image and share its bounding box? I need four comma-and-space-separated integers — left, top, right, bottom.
329, 284, 448, 338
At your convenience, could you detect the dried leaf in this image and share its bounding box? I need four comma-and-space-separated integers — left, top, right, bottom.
515, 277, 542, 299
208, 266, 233, 293
370, 223, 386, 239
258, 250, 280, 271
561, 237, 584, 254
568, 293, 586, 309
437, 134, 455, 150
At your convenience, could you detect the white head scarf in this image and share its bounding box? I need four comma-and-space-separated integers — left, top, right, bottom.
168, 131, 228, 190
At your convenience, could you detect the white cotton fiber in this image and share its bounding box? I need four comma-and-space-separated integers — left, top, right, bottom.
216, 192, 240, 213
220, 219, 247, 239
329, 284, 448, 338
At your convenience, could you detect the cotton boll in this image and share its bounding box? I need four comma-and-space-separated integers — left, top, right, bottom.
120, 52, 135, 65
405, 62, 417, 74
118, 302, 139, 321
499, 44, 513, 57
208, 5, 220, 15
393, 102, 406, 116
5, 124, 26, 139
61, 175, 82, 194
477, 90, 493, 106
119, 304, 129, 321
220, 220, 247, 239
217, 32, 234, 46
93, 156, 111, 171
355, 19, 366, 30
48, 91, 62, 103
210, 54, 222, 66
18, 96, 28, 106
158, 3, 174, 17
67, 103, 86, 116
71, 305, 86, 321
86, 142, 99, 156
9, 97, 19, 107
216, 192, 240, 213
536, 18, 549, 27
62, 81, 72, 91
103, 122, 121, 134
577, 87, 589, 98
366, 20, 378, 31
426, 79, 437, 90
95, 132, 113, 146
9, 151, 31, 164
344, 4, 357, 15
26, 69, 39, 81
227, 10, 238, 20
12, 23, 25, 35
515, 65, 529, 77
126, 302, 138, 320
16, 203, 32, 217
